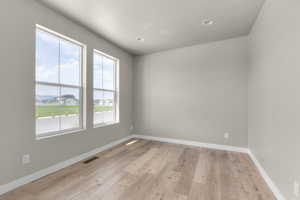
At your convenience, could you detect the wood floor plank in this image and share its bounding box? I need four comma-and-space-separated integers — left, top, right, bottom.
145, 163, 182, 200
189, 150, 221, 200
124, 146, 159, 174
174, 147, 199, 196
0, 139, 276, 200
218, 151, 242, 200
193, 148, 211, 184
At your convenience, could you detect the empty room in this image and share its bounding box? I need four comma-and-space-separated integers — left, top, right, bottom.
0, 0, 299, 199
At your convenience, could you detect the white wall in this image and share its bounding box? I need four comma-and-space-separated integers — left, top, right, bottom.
248, 0, 300, 199
133, 37, 249, 147
0, 0, 133, 184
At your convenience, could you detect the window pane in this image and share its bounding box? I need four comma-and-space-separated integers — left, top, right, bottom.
93, 90, 115, 125
60, 87, 80, 130
93, 53, 103, 89
36, 84, 60, 134
36, 29, 59, 83
103, 91, 115, 123
60, 40, 81, 86
94, 90, 104, 124
103, 56, 114, 90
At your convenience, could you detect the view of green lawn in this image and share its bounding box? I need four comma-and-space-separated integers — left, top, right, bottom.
36, 105, 113, 118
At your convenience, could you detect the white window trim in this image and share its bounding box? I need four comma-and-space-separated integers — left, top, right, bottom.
35, 24, 87, 139
93, 49, 120, 128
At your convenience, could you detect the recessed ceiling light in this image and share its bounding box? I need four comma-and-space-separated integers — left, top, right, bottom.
136, 37, 145, 42
202, 20, 214, 26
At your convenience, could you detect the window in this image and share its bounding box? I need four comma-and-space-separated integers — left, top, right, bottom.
93, 50, 119, 126
35, 25, 85, 138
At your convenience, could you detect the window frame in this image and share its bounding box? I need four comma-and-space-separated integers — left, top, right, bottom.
35, 24, 86, 139
93, 49, 119, 128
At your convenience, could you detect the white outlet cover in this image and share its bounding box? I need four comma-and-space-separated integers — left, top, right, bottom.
294, 181, 299, 197
22, 154, 30, 165
224, 133, 230, 139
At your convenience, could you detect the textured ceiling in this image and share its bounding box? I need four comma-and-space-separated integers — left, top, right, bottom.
38, 0, 265, 55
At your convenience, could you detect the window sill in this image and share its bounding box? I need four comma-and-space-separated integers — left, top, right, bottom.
36, 128, 86, 140
93, 121, 119, 129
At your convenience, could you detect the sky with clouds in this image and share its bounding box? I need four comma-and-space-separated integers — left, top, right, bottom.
36, 29, 115, 101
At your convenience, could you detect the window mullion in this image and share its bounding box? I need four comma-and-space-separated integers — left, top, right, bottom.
58, 39, 62, 131
93, 88, 115, 92
113, 90, 116, 122
102, 55, 104, 89
59, 85, 62, 131
36, 81, 81, 89
58, 38, 61, 85
113, 62, 116, 91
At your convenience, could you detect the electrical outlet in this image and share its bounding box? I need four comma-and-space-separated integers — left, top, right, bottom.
294, 181, 299, 197
130, 125, 134, 131
22, 154, 30, 165
224, 132, 230, 139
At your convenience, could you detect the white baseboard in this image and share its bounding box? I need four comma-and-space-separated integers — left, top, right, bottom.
0, 135, 134, 196
248, 150, 286, 200
0, 134, 285, 200
132, 134, 249, 153
132, 134, 285, 200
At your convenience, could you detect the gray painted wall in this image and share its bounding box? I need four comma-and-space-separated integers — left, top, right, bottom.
133, 37, 249, 147
248, 0, 300, 199
0, 0, 133, 184
1, 1, 297, 199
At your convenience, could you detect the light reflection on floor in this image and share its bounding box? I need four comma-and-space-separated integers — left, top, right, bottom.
126, 140, 138, 146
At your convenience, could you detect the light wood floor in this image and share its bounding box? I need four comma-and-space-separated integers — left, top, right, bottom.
0, 139, 275, 200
